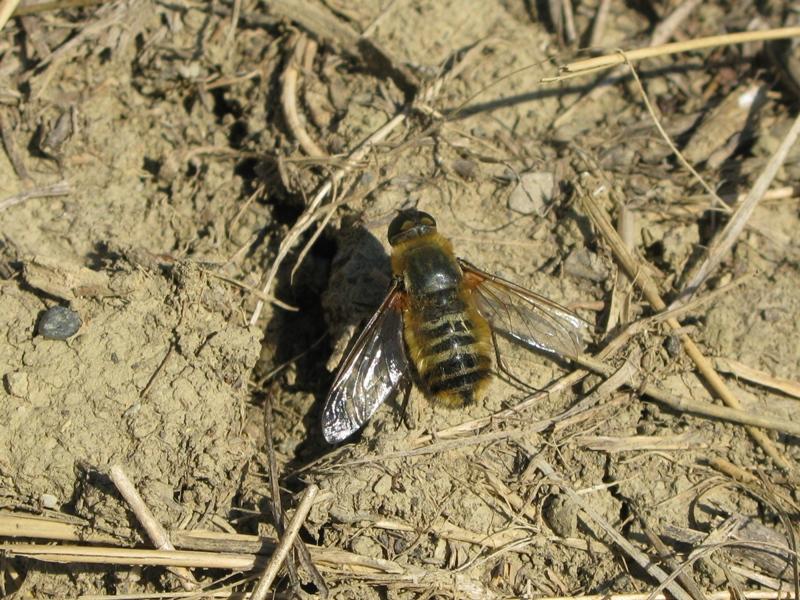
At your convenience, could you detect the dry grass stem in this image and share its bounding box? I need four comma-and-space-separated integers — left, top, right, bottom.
534, 458, 696, 600
109, 465, 198, 590
650, 0, 704, 43
281, 33, 327, 158
577, 188, 793, 471
354, 515, 531, 549
0, 180, 70, 210
561, 0, 577, 44
225, 0, 241, 48
263, 396, 326, 593
0, 110, 30, 181
712, 357, 800, 400
250, 484, 319, 600
0, 543, 259, 569
622, 58, 730, 213
707, 457, 759, 484
678, 111, 800, 300
606, 204, 634, 332
0, 512, 116, 543
546, 27, 800, 81
570, 353, 800, 437
0, 0, 20, 32
574, 432, 706, 452
588, 0, 612, 48
202, 268, 298, 311
26, 1, 131, 89
536, 591, 795, 600
641, 520, 708, 600
11, 0, 102, 17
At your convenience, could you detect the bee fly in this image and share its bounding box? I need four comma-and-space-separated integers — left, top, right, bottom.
322, 209, 590, 443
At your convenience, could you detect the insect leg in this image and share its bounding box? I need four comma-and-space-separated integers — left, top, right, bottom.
491, 330, 542, 394
395, 376, 414, 432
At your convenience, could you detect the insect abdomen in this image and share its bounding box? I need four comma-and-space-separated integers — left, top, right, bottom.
406, 288, 492, 408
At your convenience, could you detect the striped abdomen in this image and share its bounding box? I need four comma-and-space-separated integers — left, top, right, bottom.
404, 287, 492, 408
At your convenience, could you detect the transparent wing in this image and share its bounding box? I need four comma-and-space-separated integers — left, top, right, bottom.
322, 281, 410, 443
459, 259, 591, 358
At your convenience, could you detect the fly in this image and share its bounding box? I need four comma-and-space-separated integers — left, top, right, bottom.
322, 209, 590, 443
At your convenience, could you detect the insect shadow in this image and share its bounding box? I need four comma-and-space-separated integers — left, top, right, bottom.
263, 220, 396, 466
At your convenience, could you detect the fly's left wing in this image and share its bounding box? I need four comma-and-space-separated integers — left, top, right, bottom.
322, 281, 410, 443
459, 259, 590, 359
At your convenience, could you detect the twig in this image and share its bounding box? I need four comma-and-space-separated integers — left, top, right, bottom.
109, 465, 198, 590
0, 180, 70, 211
534, 458, 695, 600
650, 0, 704, 44
589, 0, 612, 50
707, 457, 759, 484
264, 394, 327, 594
225, 0, 240, 48
561, 0, 576, 44
138, 346, 173, 398
620, 57, 730, 213
0, 543, 258, 569
640, 520, 707, 600
0, 0, 20, 32
281, 33, 327, 158
0, 111, 30, 181
536, 590, 794, 600
677, 111, 800, 300
250, 484, 318, 600
575, 432, 706, 452
546, 27, 800, 80
201, 268, 299, 311
11, 0, 102, 17
712, 357, 800, 400
606, 203, 634, 332
338, 514, 531, 550
577, 187, 793, 471
567, 354, 800, 437
0, 512, 117, 544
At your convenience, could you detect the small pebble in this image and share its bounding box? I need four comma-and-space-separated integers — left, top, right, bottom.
4, 371, 28, 397
452, 158, 479, 180
40, 493, 59, 510
543, 494, 578, 537
37, 306, 82, 340
664, 335, 681, 358
508, 171, 554, 215
373, 474, 392, 496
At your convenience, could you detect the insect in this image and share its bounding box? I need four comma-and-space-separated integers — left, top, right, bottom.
322, 209, 590, 443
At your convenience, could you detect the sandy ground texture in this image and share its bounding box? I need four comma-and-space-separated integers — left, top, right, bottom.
0, 0, 799, 598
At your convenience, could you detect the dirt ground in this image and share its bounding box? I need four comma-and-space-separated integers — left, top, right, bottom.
0, 0, 799, 598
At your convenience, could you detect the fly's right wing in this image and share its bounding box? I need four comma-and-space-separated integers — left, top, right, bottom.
460, 259, 591, 359
322, 281, 410, 443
